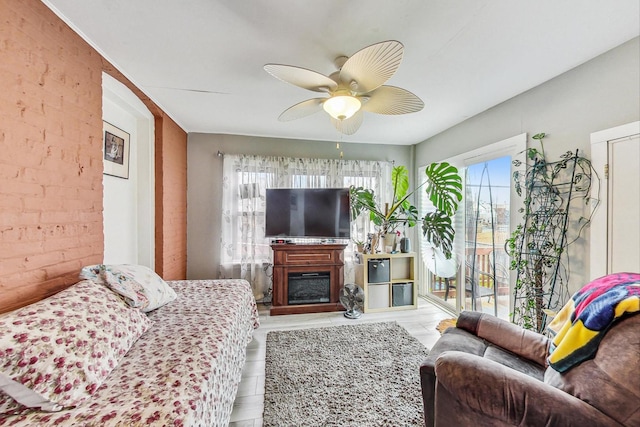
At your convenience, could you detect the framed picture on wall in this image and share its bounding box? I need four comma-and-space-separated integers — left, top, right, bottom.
103, 121, 130, 179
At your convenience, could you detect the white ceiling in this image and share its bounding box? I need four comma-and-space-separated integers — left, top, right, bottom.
43, 0, 639, 145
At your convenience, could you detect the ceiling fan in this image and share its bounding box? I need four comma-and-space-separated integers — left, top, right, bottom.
264, 40, 424, 135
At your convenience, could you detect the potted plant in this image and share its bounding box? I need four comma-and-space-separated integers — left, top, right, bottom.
350, 163, 462, 258
506, 133, 598, 331
352, 238, 365, 253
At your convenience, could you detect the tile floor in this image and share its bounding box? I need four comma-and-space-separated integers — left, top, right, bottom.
228, 298, 453, 426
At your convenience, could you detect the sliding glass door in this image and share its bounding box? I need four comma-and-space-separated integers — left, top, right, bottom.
462, 157, 511, 318
419, 134, 526, 320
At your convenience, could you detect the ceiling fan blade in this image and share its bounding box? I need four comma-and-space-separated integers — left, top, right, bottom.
339, 40, 404, 94
278, 98, 325, 121
361, 85, 424, 115
331, 110, 363, 135
264, 64, 338, 93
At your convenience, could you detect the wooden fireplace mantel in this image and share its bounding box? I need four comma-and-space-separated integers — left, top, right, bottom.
270, 243, 347, 315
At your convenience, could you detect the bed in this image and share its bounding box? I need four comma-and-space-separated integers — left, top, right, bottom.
0, 275, 259, 427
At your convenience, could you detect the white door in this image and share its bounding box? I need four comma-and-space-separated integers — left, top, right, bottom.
590, 122, 640, 277
608, 135, 640, 273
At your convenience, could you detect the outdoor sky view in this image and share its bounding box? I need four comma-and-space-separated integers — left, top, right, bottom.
465, 155, 512, 248
466, 155, 512, 209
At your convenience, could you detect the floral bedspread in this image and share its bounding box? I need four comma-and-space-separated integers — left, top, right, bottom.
0, 279, 259, 427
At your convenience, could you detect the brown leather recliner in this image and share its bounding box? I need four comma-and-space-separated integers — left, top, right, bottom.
420, 311, 640, 427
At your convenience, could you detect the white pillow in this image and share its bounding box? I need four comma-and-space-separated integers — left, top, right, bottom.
80, 264, 177, 312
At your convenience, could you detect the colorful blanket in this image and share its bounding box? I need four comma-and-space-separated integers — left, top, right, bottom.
547, 272, 640, 373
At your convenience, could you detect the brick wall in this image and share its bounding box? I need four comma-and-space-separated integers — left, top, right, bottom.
155, 115, 187, 280
0, 0, 188, 312
0, 0, 104, 312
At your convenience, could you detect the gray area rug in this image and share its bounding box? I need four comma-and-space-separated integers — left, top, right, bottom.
263, 321, 430, 427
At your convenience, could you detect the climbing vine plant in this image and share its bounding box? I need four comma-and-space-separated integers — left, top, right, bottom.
506, 133, 599, 332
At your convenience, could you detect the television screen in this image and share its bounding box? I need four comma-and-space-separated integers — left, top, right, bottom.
265, 188, 350, 239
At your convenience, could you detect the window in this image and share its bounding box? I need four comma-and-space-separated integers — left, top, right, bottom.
219, 154, 391, 294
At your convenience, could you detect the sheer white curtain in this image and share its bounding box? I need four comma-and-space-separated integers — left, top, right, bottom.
219, 154, 391, 300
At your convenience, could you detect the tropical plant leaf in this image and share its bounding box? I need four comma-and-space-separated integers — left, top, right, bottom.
369, 211, 383, 227
424, 162, 463, 216
397, 203, 419, 228
350, 186, 381, 219
391, 165, 410, 201
512, 170, 523, 196
421, 211, 455, 259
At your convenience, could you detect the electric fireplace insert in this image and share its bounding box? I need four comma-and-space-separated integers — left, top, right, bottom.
287, 271, 331, 305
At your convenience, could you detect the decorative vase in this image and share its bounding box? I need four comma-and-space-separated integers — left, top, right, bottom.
400, 237, 411, 253
369, 233, 379, 254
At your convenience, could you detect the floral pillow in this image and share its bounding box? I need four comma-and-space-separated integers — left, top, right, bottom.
0, 280, 150, 412
80, 264, 177, 312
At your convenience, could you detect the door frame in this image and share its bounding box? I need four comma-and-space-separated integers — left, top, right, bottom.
589, 121, 640, 279
102, 73, 156, 267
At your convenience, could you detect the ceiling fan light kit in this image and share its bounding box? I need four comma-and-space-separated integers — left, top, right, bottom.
323, 95, 361, 120
264, 40, 424, 135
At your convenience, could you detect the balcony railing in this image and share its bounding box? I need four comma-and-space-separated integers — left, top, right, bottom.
428, 247, 510, 315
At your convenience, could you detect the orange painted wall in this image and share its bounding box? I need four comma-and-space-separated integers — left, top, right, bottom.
0, 0, 187, 312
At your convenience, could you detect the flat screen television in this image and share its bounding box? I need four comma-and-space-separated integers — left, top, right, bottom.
265, 188, 350, 239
